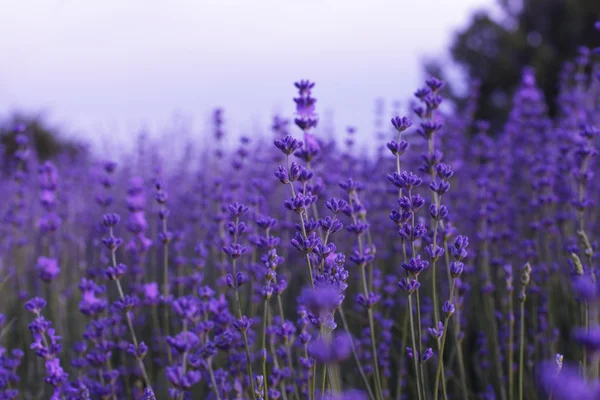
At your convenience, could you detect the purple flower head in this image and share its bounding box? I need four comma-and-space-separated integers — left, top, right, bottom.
294, 80, 315, 96
222, 243, 248, 259
274, 135, 303, 156
430, 204, 449, 222
143, 282, 160, 304
325, 197, 348, 214
302, 285, 342, 313
426, 77, 445, 92
291, 231, 320, 254
417, 121, 443, 139
126, 341, 148, 359
233, 316, 253, 332
442, 301, 455, 316
227, 221, 247, 237
308, 333, 352, 364
78, 278, 107, 316
539, 361, 600, 400
387, 139, 409, 156
102, 236, 123, 251
386, 171, 423, 190
421, 348, 434, 362
398, 278, 420, 294
435, 163, 454, 179
105, 263, 127, 280
428, 321, 444, 339
256, 215, 278, 230
355, 292, 381, 309
143, 388, 156, 400
102, 213, 120, 228
398, 194, 425, 212
450, 261, 464, 278
167, 331, 200, 354
391, 116, 413, 133
284, 192, 317, 213
25, 297, 47, 314
39, 161, 58, 189
113, 295, 139, 312
429, 180, 450, 196
228, 202, 249, 219
339, 178, 364, 193
294, 96, 316, 116
166, 365, 202, 390
313, 242, 337, 262
44, 357, 68, 388
171, 296, 200, 321
573, 326, 600, 355
36, 257, 60, 282
451, 235, 469, 260
425, 243, 444, 261
402, 255, 429, 277
572, 276, 598, 302
398, 222, 427, 242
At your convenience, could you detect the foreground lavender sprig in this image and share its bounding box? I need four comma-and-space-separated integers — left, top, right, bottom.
223, 202, 256, 399
433, 235, 467, 400
155, 180, 174, 365
519, 263, 532, 400
25, 297, 67, 399
340, 179, 384, 400
102, 214, 153, 393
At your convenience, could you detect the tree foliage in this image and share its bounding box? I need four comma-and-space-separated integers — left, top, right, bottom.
0, 112, 86, 163
441, 0, 600, 128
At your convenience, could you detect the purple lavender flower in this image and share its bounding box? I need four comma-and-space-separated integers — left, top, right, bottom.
36, 256, 60, 282
308, 333, 352, 364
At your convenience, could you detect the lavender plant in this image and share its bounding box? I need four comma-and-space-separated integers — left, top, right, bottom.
1, 21, 600, 400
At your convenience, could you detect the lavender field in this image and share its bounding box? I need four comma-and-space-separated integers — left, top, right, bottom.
2, 14, 600, 400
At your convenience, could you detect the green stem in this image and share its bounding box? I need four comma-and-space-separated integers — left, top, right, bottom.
108, 228, 153, 392
414, 283, 427, 400
262, 302, 270, 400
278, 296, 301, 399
339, 308, 376, 400
321, 364, 328, 397
350, 190, 383, 400
519, 298, 526, 400
396, 309, 409, 400
207, 360, 223, 400
408, 294, 423, 400
434, 279, 456, 400
115, 280, 153, 392
162, 218, 173, 365
508, 288, 515, 400
583, 301, 589, 376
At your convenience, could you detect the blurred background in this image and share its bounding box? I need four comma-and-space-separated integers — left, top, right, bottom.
1, 0, 599, 160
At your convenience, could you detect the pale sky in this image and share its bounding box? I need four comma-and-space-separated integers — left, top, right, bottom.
0, 0, 493, 152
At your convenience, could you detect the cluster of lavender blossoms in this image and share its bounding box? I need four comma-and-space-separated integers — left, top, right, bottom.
1, 22, 600, 400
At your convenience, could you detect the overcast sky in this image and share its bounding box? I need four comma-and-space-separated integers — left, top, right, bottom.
0, 0, 493, 152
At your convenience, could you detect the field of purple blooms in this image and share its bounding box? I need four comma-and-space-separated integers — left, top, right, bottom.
1, 23, 600, 400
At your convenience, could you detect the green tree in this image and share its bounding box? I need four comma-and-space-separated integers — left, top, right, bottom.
438, 0, 600, 128
0, 112, 86, 164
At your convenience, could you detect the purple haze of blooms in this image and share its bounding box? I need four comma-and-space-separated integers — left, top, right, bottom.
36, 256, 60, 282
539, 361, 600, 400
321, 390, 368, 400
573, 325, 600, 355
308, 333, 352, 364
301, 285, 341, 313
